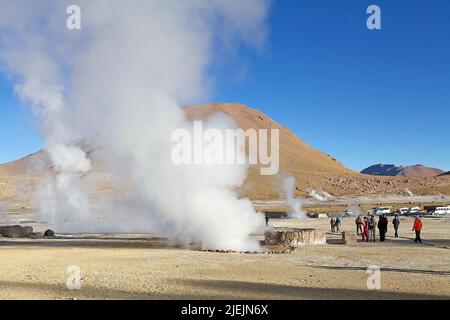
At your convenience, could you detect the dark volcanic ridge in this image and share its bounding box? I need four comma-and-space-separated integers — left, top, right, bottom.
361, 164, 445, 177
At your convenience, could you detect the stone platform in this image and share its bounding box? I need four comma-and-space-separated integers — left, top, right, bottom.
264, 228, 326, 247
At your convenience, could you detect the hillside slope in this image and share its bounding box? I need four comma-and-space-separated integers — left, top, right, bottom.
186, 103, 357, 198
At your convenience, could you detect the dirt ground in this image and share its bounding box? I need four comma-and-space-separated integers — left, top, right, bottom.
0, 216, 449, 300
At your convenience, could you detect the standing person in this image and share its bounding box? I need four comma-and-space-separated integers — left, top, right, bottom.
368, 215, 377, 242
355, 215, 363, 235
330, 217, 336, 233
378, 214, 388, 242
362, 217, 369, 242
265, 214, 270, 227
412, 216, 423, 243
335, 217, 342, 233
392, 214, 400, 238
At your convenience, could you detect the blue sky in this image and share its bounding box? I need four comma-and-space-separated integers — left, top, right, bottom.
1, 0, 449, 171
0, 76, 42, 164
216, 0, 450, 171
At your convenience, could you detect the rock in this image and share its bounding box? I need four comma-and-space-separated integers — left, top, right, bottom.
342, 231, 357, 245
44, 229, 55, 237
0, 225, 35, 238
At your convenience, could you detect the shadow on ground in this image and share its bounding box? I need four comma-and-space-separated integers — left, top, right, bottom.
311, 265, 450, 276
177, 279, 449, 300
0, 238, 192, 250
1, 279, 448, 300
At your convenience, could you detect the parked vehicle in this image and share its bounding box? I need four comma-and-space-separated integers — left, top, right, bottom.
344, 210, 353, 217
427, 206, 450, 216
408, 207, 421, 216
397, 207, 409, 215
373, 206, 391, 216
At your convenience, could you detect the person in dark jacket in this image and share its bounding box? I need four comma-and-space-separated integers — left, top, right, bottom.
330, 217, 336, 233
378, 214, 388, 242
392, 214, 400, 238
335, 217, 342, 233
355, 215, 363, 235
265, 214, 270, 226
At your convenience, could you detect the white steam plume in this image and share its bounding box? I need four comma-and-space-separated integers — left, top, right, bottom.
282, 176, 307, 219
307, 188, 332, 201
0, 0, 271, 251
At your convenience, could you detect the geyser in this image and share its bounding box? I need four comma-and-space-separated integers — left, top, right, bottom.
282, 176, 307, 218
0, 0, 271, 251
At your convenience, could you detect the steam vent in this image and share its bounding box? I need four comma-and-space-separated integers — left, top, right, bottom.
265, 228, 326, 246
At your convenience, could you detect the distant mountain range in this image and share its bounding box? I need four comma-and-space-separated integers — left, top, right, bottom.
440, 171, 450, 176
361, 164, 445, 177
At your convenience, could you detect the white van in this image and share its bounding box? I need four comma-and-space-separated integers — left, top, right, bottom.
428, 206, 450, 216
397, 207, 409, 215
408, 207, 421, 215
373, 207, 391, 216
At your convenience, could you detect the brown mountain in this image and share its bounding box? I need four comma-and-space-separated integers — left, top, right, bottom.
440, 171, 450, 176
1, 103, 450, 200
361, 164, 445, 177
186, 103, 357, 198
0, 150, 47, 177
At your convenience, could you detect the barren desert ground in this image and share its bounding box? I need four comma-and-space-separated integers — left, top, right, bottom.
0, 215, 449, 300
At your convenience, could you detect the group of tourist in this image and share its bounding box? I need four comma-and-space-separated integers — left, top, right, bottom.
330, 213, 423, 243
329, 216, 341, 233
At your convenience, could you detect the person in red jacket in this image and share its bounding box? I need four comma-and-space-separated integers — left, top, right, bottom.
362, 217, 369, 242
412, 216, 423, 243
